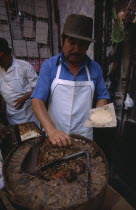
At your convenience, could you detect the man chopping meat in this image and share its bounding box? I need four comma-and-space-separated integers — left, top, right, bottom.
31, 14, 110, 146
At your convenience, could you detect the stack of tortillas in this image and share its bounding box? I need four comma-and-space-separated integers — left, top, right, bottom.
84, 103, 117, 127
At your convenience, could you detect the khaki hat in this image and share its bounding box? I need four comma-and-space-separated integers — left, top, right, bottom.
63, 14, 95, 42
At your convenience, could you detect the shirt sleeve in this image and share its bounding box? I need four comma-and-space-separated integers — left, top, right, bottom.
31, 60, 52, 102
26, 63, 38, 88
95, 63, 110, 100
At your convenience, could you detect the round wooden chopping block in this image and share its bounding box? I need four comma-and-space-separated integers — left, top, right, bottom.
3, 134, 109, 210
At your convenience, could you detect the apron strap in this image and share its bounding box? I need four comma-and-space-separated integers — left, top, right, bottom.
85, 66, 91, 81
56, 60, 91, 82
56, 61, 62, 79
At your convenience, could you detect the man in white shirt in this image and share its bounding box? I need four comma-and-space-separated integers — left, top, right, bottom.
0, 38, 39, 127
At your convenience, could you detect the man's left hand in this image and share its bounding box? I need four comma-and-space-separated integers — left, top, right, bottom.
96, 99, 108, 107
14, 96, 26, 109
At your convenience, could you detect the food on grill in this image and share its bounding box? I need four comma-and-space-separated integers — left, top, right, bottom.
3, 134, 108, 210
19, 122, 40, 141
0, 122, 41, 159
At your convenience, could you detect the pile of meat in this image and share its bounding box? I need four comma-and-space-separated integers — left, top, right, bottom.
3, 135, 108, 210
37, 138, 106, 185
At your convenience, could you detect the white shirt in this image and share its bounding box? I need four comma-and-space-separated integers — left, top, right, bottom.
0, 57, 38, 125
0, 57, 38, 95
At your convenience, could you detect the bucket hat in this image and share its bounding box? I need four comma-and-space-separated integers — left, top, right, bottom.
63, 14, 95, 42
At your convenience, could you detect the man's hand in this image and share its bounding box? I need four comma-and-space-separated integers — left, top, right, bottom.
32, 98, 71, 147
14, 90, 33, 110
96, 99, 108, 107
48, 129, 72, 147
14, 95, 26, 110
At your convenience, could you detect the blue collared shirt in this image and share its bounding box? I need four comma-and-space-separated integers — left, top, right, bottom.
31, 52, 110, 101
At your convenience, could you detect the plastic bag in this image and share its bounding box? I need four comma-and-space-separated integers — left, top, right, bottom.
124, 93, 134, 110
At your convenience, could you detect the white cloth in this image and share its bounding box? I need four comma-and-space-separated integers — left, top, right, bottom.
124, 93, 134, 110
48, 61, 95, 140
0, 58, 40, 127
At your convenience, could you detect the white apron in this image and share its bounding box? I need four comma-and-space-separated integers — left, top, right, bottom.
1, 67, 40, 127
48, 61, 95, 140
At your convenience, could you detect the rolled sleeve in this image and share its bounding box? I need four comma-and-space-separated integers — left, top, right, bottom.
31, 61, 52, 102
95, 63, 110, 100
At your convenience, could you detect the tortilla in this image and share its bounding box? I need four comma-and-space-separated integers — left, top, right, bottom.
90, 109, 112, 125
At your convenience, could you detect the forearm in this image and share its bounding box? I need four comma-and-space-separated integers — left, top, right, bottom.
96, 99, 108, 107
32, 98, 56, 135
14, 89, 34, 109
23, 90, 33, 101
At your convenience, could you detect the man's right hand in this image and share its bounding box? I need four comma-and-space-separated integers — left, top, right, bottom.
32, 98, 71, 147
48, 129, 72, 147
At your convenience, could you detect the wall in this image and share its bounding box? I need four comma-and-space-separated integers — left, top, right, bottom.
52, 0, 95, 58
0, 0, 51, 72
